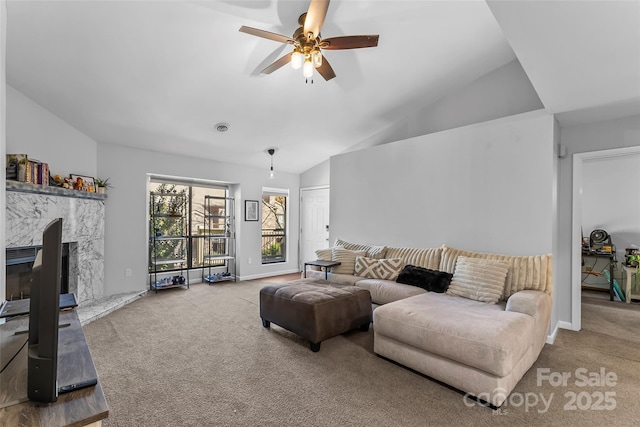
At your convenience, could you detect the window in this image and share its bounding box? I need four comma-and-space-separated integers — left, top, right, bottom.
149, 180, 229, 272
261, 191, 287, 264
190, 185, 229, 269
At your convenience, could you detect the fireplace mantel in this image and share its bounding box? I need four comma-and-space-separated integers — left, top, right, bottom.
6, 183, 105, 306
6, 180, 107, 200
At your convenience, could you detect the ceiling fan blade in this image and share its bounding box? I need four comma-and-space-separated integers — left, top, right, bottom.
261, 53, 292, 74
322, 35, 379, 50
239, 26, 294, 44
304, 0, 330, 39
316, 55, 336, 81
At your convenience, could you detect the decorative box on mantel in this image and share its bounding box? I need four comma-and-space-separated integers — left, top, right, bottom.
6, 181, 106, 306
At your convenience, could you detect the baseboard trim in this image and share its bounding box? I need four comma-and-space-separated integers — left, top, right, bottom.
150, 269, 301, 285
239, 269, 300, 281
547, 320, 575, 344
557, 320, 574, 331
546, 325, 559, 345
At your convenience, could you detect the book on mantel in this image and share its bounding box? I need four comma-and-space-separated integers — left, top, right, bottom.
6, 154, 49, 186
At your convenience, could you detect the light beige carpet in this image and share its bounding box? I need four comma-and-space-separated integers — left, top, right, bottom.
582, 296, 640, 344
83, 279, 640, 426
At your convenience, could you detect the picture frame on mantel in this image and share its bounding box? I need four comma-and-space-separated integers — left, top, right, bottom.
245, 200, 259, 221
70, 175, 96, 193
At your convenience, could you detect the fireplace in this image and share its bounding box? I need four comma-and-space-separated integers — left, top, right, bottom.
5, 244, 70, 301
6, 181, 106, 306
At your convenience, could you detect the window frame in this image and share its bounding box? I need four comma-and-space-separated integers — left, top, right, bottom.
148, 178, 230, 272
261, 188, 289, 265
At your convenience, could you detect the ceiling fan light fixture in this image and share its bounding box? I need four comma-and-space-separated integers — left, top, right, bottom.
239, 2, 379, 82
303, 58, 314, 78
291, 50, 302, 69
311, 49, 322, 68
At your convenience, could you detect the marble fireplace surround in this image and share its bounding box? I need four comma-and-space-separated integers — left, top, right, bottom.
6, 182, 106, 306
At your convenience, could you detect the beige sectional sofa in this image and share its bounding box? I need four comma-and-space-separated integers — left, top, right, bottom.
304, 239, 552, 407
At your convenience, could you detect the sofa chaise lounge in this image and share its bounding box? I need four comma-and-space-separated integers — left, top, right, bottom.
304, 239, 552, 407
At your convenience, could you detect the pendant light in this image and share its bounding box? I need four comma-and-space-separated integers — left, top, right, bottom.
267, 148, 276, 179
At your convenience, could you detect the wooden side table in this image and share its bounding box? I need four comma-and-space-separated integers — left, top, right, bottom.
303, 260, 341, 280
622, 265, 638, 304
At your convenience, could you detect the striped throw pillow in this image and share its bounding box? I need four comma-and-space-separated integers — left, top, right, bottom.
332, 247, 367, 275
335, 238, 388, 259
315, 248, 332, 261
447, 256, 509, 304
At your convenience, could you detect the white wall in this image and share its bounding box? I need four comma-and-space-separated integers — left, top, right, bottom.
556, 115, 640, 326
1, 0, 7, 304
6, 85, 97, 178
582, 154, 640, 287
582, 154, 640, 258
300, 59, 543, 189
341, 59, 544, 156
300, 159, 330, 189
6, 86, 300, 298
98, 143, 300, 296
410, 59, 544, 137
330, 110, 556, 257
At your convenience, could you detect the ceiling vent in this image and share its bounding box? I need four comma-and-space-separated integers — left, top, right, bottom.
215, 122, 230, 132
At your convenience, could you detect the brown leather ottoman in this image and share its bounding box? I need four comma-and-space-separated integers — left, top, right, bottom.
260, 279, 372, 352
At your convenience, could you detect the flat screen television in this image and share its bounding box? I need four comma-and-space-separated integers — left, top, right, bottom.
27, 218, 63, 403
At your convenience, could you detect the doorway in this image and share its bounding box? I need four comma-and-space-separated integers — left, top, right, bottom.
300, 187, 330, 269
572, 146, 640, 330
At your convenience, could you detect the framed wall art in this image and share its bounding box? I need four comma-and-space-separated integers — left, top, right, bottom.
245, 200, 259, 221
70, 174, 96, 192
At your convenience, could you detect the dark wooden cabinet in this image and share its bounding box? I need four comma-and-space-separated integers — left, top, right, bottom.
0, 310, 109, 426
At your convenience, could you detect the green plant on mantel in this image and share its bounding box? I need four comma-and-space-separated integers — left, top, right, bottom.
95, 177, 111, 188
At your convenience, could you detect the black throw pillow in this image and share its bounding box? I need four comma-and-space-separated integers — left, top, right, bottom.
396, 265, 453, 293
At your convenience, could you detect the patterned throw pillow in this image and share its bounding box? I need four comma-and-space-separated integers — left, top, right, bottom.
354, 256, 378, 278
355, 256, 404, 280
331, 247, 367, 275
447, 256, 509, 304
376, 258, 405, 280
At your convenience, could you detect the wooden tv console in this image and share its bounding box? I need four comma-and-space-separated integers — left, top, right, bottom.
0, 309, 109, 426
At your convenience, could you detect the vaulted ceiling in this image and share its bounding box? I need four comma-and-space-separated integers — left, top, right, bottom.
6, 1, 639, 173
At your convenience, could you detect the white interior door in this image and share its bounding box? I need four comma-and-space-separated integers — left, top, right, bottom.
300, 187, 330, 268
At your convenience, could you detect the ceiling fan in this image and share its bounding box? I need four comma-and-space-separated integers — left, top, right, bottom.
239, 0, 379, 81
